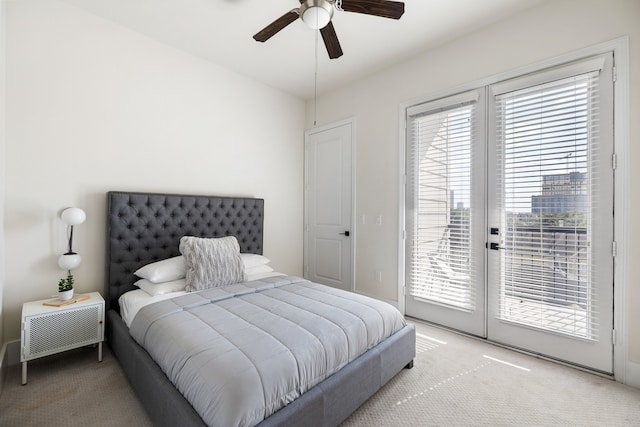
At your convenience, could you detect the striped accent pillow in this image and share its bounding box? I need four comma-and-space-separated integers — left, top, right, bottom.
179, 236, 246, 292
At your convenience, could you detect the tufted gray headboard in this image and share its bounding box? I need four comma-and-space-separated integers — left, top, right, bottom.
105, 191, 264, 313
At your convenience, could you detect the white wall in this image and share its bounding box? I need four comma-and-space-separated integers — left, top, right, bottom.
308, 0, 640, 382
0, 0, 7, 350
3, 0, 305, 342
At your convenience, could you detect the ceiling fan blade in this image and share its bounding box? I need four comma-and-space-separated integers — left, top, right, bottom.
340, 0, 405, 20
320, 21, 343, 59
253, 9, 300, 42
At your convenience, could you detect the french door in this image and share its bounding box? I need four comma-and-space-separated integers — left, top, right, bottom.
405, 53, 614, 373
404, 89, 487, 337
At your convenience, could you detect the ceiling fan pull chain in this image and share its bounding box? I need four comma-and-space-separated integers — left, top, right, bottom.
314, 28, 319, 126
335, 0, 343, 12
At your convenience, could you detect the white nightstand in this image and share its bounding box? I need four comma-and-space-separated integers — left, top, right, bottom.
20, 291, 105, 385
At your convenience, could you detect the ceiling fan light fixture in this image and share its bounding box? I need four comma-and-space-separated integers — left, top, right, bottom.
300, 0, 334, 30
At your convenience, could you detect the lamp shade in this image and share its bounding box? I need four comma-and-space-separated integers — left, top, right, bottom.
301, 1, 333, 30
61, 207, 86, 226
58, 253, 82, 270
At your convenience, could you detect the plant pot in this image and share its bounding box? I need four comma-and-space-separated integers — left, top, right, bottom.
58, 289, 74, 301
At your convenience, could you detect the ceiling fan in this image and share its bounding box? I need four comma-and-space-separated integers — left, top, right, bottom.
253, 0, 405, 59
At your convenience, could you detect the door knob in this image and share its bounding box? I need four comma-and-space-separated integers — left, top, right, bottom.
339, 231, 350, 237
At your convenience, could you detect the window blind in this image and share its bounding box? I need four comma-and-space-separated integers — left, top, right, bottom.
406, 92, 479, 310
493, 68, 601, 339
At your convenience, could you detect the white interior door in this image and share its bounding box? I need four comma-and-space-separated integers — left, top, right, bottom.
304, 121, 353, 291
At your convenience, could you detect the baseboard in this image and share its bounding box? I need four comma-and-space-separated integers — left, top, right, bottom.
626, 360, 640, 389
0, 341, 7, 394
0, 340, 20, 394
0, 342, 5, 394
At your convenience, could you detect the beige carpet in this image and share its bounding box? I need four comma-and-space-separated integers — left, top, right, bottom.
342, 320, 640, 426
0, 345, 152, 427
1, 320, 639, 426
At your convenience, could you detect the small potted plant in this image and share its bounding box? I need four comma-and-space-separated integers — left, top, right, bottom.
58, 274, 74, 301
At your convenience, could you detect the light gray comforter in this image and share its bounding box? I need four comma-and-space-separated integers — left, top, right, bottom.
130, 276, 406, 427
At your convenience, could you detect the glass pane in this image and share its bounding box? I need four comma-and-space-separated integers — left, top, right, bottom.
408, 104, 474, 310
496, 74, 598, 339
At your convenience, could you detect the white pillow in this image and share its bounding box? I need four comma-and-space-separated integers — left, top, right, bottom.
240, 253, 271, 269
134, 278, 186, 296
245, 264, 274, 275
134, 256, 186, 283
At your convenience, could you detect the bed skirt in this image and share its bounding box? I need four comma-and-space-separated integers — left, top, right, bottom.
107, 309, 415, 427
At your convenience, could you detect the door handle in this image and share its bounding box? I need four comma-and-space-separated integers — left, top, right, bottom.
490, 242, 504, 250
339, 231, 350, 237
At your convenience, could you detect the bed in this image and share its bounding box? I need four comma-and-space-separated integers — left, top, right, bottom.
105, 190, 415, 427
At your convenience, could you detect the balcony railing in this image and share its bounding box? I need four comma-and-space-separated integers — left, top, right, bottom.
502, 225, 588, 307
445, 223, 588, 307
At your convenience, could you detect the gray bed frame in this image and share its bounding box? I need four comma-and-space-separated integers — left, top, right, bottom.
105, 191, 415, 427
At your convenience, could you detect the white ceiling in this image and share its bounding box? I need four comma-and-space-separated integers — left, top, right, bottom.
59, 0, 547, 100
